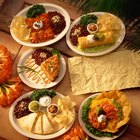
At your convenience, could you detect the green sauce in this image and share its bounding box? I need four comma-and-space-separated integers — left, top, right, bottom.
29, 101, 40, 112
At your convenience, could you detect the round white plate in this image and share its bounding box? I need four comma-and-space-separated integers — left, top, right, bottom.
78, 93, 128, 140
66, 12, 126, 56
10, 3, 70, 47
17, 48, 66, 89
9, 91, 76, 139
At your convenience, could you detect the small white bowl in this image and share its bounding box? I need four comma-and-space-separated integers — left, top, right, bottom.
47, 103, 59, 115
39, 96, 51, 107
28, 101, 41, 112
87, 23, 98, 34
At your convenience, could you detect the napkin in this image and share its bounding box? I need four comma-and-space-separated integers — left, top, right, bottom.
68, 50, 140, 95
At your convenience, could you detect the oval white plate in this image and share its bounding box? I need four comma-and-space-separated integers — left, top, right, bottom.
9, 91, 76, 139
17, 48, 66, 89
78, 93, 128, 140
66, 12, 126, 56
10, 3, 70, 47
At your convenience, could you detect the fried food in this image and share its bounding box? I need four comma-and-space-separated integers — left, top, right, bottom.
0, 45, 13, 83
25, 13, 54, 43
88, 90, 131, 133
41, 55, 60, 81
97, 14, 121, 38
11, 16, 31, 41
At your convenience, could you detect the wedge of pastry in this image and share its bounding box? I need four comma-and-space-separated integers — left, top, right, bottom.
41, 55, 60, 81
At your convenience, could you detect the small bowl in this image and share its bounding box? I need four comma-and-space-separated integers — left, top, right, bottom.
87, 23, 98, 34
47, 104, 59, 115
39, 96, 51, 107
28, 101, 41, 112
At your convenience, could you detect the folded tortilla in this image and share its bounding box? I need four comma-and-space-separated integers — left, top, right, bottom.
42, 113, 54, 134
78, 31, 114, 49
17, 113, 38, 132
32, 112, 43, 134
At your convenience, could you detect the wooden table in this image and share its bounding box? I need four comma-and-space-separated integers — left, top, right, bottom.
0, 0, 140, 140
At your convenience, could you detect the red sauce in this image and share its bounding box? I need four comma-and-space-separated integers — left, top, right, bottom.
88, 101, 118, 130
101, 102, 118, 120
88, 108, 106, 130
88, 24, 97, 32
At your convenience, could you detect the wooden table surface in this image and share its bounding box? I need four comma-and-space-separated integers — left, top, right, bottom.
0, 0, 140, 140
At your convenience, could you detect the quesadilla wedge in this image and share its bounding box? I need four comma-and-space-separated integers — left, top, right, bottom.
17, 113, 38, 132
32, 112, 43, 134
42, 113, 54, 134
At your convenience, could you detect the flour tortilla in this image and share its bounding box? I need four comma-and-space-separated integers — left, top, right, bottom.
78, 31, 114, 49
68, 50, 140, 95
17, 113, 38, 132
32, 112, 43, 134
42, 113, 54, 134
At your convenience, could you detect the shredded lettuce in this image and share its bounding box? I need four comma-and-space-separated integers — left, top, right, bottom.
79, 44, 113, 53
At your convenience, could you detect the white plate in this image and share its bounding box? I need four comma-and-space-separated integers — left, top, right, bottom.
17, 48, 66, 89
78, 93, 128, 140
9, 91, 76, 139
10, 3, 70, 47
66, 12, 126, 56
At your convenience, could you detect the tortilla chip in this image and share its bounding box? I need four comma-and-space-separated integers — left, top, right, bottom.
58, 96, 76, 110
54, 108, 74, 128
97, 14, 121, 32
47, 113, 63, 132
